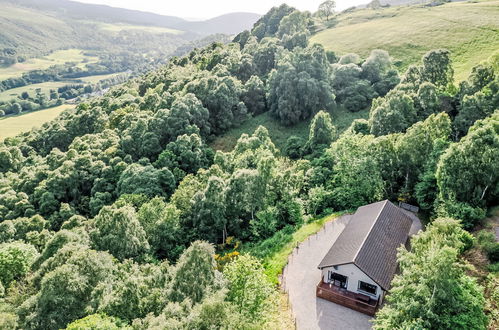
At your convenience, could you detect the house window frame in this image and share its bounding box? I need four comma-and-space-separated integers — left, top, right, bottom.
357, 281, 377, 296
328, 271, 348, 289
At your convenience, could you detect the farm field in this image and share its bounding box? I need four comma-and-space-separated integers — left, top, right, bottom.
97, 22, 184, 35
0, 49, 99, 80
79, 72, 128, 84
311, 0, 499, 81
0, 104, 73, 140
0, 81, 76, 102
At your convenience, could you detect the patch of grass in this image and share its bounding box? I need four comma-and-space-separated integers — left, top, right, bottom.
0, 81, 77, 102
211, 107, 369, 152
244, 211, 349, 284
97, 23, 184, 35
0, 104, 74, 140
0, 49, 98, 80
311, 0, 499, 81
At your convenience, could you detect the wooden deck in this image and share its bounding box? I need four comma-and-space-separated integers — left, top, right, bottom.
316, 281, 378, 316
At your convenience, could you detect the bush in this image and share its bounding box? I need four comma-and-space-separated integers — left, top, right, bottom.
0, 241, 39, 287
486, 243, 499, 263
65, 314, 127, 330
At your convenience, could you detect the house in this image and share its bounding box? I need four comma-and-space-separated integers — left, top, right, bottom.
316, 200, 413, 316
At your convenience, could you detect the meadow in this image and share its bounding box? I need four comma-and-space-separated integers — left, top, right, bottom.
0, 49, 99, 80
97, 22, 184, 35
311, 0, 499, 81
0, 104, 74, 140
0, 81, 76, 102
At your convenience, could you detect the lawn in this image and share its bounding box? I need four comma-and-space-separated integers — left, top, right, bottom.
0, 104, 74, 140
0, 49, 99, 80
0, 81, 77, 102
210, 107, 369, 152
312, 0, 499, 81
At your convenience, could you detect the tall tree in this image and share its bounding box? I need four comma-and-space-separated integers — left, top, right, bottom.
374, 218, 487, 330
318, 1, 336, 21
90, 204, 149, 260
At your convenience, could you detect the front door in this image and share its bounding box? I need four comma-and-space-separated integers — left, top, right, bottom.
329, 272, 348, 289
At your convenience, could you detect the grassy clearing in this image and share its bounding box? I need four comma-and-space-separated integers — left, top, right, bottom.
0, 104, 73, 140
312, 0, 499, 81
0, 49, 99, 80
98, 22, 184, 35
244, 211, 349, 284
0, 81, 76, 102
211, 107, 369, 152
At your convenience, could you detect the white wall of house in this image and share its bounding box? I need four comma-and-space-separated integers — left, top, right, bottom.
321, 263, 384, 301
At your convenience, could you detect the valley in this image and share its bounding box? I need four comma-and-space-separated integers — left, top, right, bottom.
0, 1, 497, 329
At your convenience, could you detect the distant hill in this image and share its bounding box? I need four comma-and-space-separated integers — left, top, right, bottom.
2, 0, 187, 28
173, 13, 262, 36
2, 0, 260, 36
312, 0, 499, 81
0, 0, 260, 63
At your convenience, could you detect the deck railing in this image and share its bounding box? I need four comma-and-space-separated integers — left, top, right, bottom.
316, 281, 378, 316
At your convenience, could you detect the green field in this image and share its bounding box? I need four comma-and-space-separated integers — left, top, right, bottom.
311, 0, 499, 81
0, 49, 99, 80
79, 72, 128, 84
0, 104, 74, 140
98, 22, 184, 35
211, 107, 369, 152
0, 81, 77, 102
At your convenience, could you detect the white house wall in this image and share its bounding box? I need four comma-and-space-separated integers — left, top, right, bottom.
321, 263, 384, 300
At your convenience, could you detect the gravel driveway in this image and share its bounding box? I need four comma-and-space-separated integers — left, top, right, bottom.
282, 215, 373, 330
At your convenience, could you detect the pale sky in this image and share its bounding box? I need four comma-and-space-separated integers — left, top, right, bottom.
74, 0, 369, 20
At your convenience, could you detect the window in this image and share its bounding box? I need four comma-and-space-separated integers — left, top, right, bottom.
328, 272, 348, 289
358, 281, 377, 295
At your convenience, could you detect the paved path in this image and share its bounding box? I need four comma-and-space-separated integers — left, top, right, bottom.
282, 215, 373, 330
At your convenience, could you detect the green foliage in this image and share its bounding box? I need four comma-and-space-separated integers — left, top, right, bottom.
137, 198, 183, 260
117, 163, 176, 198
421, 49, 454, 88
92, 261, 169, 321
169, 241, 220, 304
223, 254, 275, 324
0, 241, 39, 287
369, 90, 416, 136
251, 4, 295, 40
90, 204, 149, 260
329, 134, 384, 209
374, 218, 487, 330
20, 246, 117, 329
305, 110, 336, 155
437, 111, 499, 227
268, 44, 334, 125
65, 314, 128, 330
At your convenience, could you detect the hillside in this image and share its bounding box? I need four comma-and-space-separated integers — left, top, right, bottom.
173, 12, 263, 36
0, 0, 260, 63
0, 3, 497, 329
312, 0, 499, 81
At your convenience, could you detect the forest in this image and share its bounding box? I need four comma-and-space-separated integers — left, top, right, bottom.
0, 3, 498, 329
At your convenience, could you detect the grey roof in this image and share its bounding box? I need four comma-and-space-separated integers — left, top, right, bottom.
318, 200, 412, 290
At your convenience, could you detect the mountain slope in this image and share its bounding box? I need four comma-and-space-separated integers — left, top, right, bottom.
2, 0, 187, 28
173, 13, 262, 36
313, 0, 499, 81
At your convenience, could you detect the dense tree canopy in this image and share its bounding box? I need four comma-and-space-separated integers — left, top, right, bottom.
0, 4, 495, 329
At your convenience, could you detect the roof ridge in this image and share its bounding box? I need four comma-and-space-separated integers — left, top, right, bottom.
353, 200, 388, 264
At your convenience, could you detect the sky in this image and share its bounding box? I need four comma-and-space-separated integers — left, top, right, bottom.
74, 0, 369, 20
